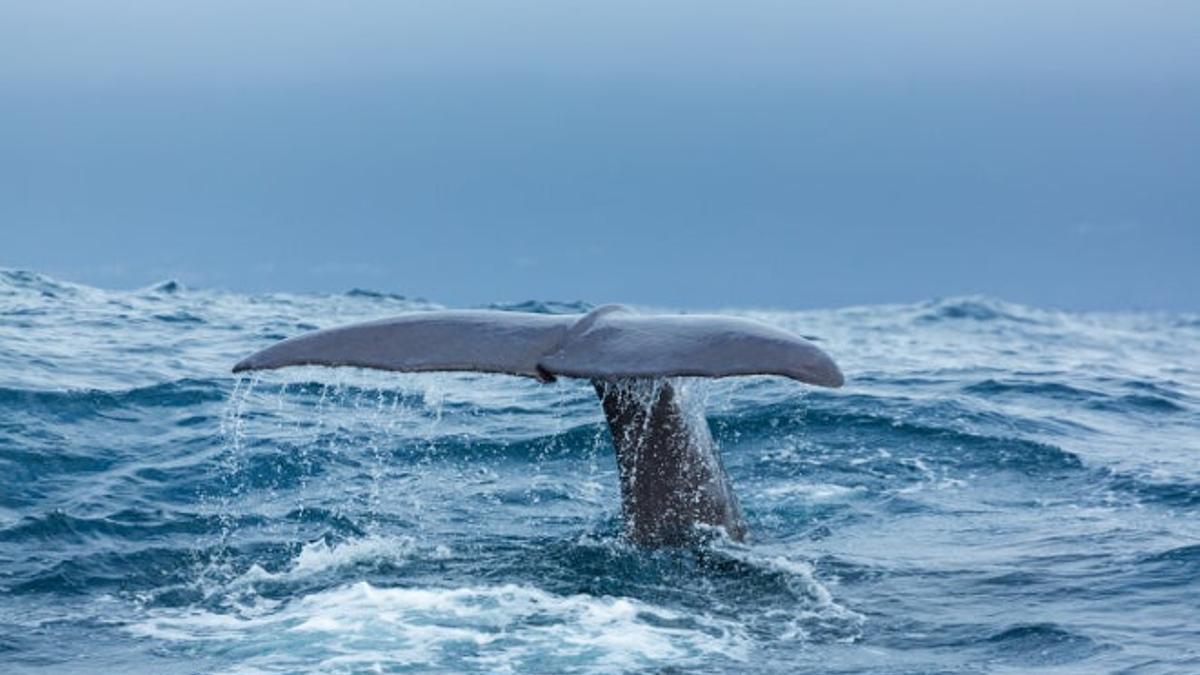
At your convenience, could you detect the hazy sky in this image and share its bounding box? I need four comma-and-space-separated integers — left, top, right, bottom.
3, 1, 1197, 309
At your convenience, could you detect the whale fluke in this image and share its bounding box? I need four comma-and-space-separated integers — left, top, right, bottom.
233, 304, 843, 387
233, 304, 844, 546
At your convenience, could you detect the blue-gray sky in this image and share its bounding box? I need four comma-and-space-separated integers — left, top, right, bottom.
3, 1, 1197, 309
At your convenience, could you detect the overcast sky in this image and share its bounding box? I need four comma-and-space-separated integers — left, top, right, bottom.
3, 1, 1197, 309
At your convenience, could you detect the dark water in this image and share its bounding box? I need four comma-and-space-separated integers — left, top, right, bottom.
2, 270, 1198, 673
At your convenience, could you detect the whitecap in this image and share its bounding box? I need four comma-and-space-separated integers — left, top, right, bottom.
129, 581, 751, 673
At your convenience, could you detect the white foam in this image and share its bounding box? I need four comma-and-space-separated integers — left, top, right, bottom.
224, 536, 419, 591
129, 581, 750, 673
293, 536, 417, 574
707, 546, 867, 643
762, 482, 863, 501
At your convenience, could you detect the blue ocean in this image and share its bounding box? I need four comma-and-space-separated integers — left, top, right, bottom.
1, 269, 1197, 673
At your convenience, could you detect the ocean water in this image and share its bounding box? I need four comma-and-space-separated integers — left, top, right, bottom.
1, 269, 1198, 674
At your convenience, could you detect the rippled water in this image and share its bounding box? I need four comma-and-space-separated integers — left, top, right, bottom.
2, 269, 1198, 673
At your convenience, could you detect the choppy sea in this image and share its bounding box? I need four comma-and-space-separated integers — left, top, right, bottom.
1, 269, 1198, 673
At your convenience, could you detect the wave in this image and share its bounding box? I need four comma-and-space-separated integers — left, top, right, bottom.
713, 396, 1086, 475
150, 310, 207, 325
981, 623, 1107, 666
485, 299, 595, 314
963, 378, 1187, 414
143, 280, 184, 295
128, 579, 752, 672
1101, 472, 1200, 509
0, 269, 85, 298
913, 295, 1051, 325
0, 379, 228, 414
963, 378, 1103, 401
0, 509, 232, 556
116, 531, 863, 672
344, 288, 409, 301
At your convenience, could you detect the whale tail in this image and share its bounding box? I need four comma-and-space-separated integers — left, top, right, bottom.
233, 304, 843, 387
233, 304, 843, 546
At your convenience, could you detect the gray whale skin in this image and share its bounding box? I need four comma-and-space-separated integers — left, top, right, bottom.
233, 304, 843, 547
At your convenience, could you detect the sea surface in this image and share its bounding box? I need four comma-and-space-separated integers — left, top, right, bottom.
1, 269, 1198, 673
